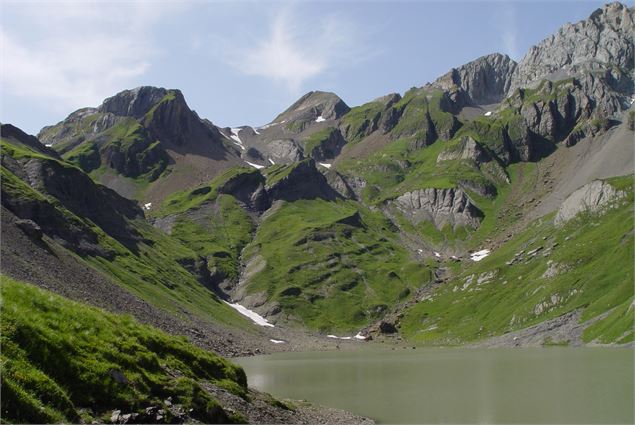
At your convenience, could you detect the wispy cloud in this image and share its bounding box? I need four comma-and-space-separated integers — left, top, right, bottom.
0, 1, 184, 112
221, 9, 367, 93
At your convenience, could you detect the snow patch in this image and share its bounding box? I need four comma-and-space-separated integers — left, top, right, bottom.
268, 158, 275, 165
269, 339, 285, 344
484, 111, 492, 117
253, 128, 260, 135
245, 161, 265, 169
327, 333, 366, 340
470, 249, 491, 262
315, 116, 326, 122
45, 143, 53, 147
143, 202, 152, 211
230, 128, 245, 150
434, 251, 441, 258
318, 162, 332, 169
224, 301, 274, 327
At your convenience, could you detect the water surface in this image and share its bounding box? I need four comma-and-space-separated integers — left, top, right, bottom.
237, 348, 634, 424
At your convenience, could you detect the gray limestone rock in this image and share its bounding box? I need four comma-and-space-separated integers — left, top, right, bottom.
393, 188, 483, 229
99, 86, 169, 118
554, 180, 625, 225
509, 2, 634, 96
266, 139, 304, 163
433, 53, 518, 107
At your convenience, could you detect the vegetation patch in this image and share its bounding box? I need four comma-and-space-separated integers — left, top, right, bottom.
242, 199, 431, 332
0, 276, 247, 424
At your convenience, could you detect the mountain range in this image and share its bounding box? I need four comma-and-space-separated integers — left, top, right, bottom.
1, 2, 633, 423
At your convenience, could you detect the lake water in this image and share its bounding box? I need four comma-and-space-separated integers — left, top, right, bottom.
237, 347, 634, 424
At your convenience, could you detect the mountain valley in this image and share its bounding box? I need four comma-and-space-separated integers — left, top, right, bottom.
1, 2, 634, 423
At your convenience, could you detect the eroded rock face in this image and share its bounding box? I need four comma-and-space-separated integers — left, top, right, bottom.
217, 170, 269, 212
509, 2, 634, 94
433, 53, 517, 107
266, 139, 304, 163
554, 180, 625, 225
99, 86, 170, 118
394, 188, 483, 229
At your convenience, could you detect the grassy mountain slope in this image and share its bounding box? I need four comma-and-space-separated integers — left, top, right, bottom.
400, 175, 634, 345
0, 135, 253, 332
0, 276, 247, 424
240, 199, 432, 332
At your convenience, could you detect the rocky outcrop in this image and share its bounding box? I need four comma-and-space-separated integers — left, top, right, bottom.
217, 170, 269, 212
266, 159, 339, 203
142, 90, 222, 147
99, 86, 170, 118
393, 188, 483, 229
266, 139, 304, 163
437, 136, 491, 164
323, 170, 366, 200
433, 53, 517, 108
509, 2, 634, 94
304, 128, 347, 161
554, 180, 625, 225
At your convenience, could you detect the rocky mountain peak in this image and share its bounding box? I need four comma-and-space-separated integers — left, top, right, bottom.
432, 53, 517, 106
508, 2, 634, 94
273, 91, 350, 123
99, 86, 182, 118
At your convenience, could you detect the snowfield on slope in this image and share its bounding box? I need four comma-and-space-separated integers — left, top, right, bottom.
224, 301, 274, 327
470, 249, 491, 261
230, 128, 245, 150
245, 161, 265, 169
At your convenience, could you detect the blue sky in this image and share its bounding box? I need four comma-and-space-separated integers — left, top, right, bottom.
1, 0, 626, 135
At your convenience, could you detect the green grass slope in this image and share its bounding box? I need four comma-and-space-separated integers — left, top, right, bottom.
241, 199, 432, 332
0, 276, 247, 424
1, 138, 252, 331
400, 175, 634, 345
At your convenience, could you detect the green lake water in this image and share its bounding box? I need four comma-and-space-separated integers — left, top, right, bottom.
236, 347, 634, 424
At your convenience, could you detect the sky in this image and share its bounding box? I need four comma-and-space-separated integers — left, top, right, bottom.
0, 0, 627, 135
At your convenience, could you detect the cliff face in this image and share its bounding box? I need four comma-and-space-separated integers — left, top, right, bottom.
509, 2, 634, 94
433, 53, 518, 108
394, 188, 483, 230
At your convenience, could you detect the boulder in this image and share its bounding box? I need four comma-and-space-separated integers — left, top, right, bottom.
379, 321, 398, 334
